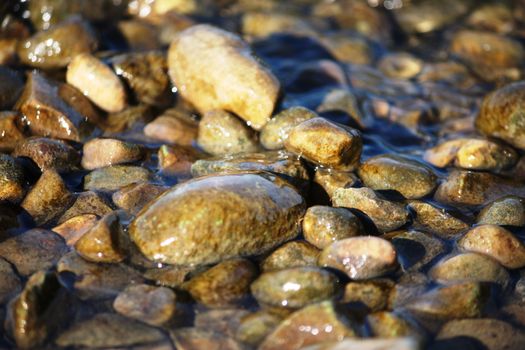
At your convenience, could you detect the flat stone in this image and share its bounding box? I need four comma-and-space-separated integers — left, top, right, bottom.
13, 137, 80, 172
318, 237, 398, 280
0, 111, 24, 152
114, 284, 176, 326
261, 241, 320, 272
458, 224, 525, 269
332, 187, 409, 232
0, 154, 25, 203
84, 165, 151, 191
197, 110, 259, 156
81, 138, 145, 170
66, 53, 127, 113
251, 267, 339, 309
303, 206, 363, 249
168, 24, 280, 130
285, 117, 362, 171
21, 170, 73, 225
408, 201, 469, 239
357, 154, 437, 199
129, 173, 305, 266
260, 107, 317, 150
477, 196, 525, 226
144, 108, 198, 146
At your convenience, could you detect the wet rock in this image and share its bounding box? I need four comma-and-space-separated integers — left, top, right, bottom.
332, 187, 409, 232
319, 32, 373, 65
458, 224, 525, 269
75, 212, 125, 264
476, 81, 525, 150
318, 237, 397, 280
112, 51, 173, 107
114, 284, 176, 326
261, 241, 319, 272
168, 24, 280, 130
118, 20, 161, 51
0, 229, 67, 276
0, 154, 25, 203
0, 111, 24, 152
58, 82, 104, 127
358, 154, 437, 199
366, 312, 420, 339
388, 272, 429, 309
429, 253, 510, 288
408, 201, 469, 239
236, 311, 282, 347
302, 338, 419, 350
316, 89, 364, 127
56, 312, 165, 348
158, 144, 201, 177
104, 104, 154, 133
18, 17, 97, 69
251, 267, 338, 309
437, 318, 525, 350
314, 169, 357, 199
285, 117, 362, 171
303, 206, 363, 249
197, 110, 259, 156
21, 170, 73, 225
424, 138, 518, 171
241, 12, 319, 39
84, 165, 151, 191
378, 52, 423, 80
0, 257, 22, 303
0, 67, 24, 109
342, 279, 393, 312
15, 72, 91, 141
477, 196, 525, 226
404, 282, 488, 324
434, 170, 525, 206
112, 183, 167, 216
81, 138, 145, 170
184, 258, 257, 308
191, 151, 309, 190
143, 265, 193, 288
259, 300, 356, 350
144, 109, 199, 146
52, 214, 98, 246
194, 309, 249, 338
130, 172, 305, 266
13, 137, 80, 172
57, 252, 145, 300
58, 191, 113, 224
6, 270, 66, 349
171, 328, 243, 350
66, 53, 127, 113
260, 107, 317, 150
467, 2, 514, 34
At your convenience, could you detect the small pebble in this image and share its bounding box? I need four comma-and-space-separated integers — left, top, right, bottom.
144, 109, 199, 146
81, 138, 145, 170
52, 214, 99, 246
261, 241, 319, 272
84, 165, 151, 191
112, 183, 167, 215
260, 107, 317, 150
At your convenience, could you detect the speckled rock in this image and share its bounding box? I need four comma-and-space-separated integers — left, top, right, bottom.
437, 318, 525, 350
251, 267, 338, 309
430, 253, 509, 288
56, 313, 165, 348
0, 257, 21, 303
13, 137, 80, 172
74, 212, 125, 263
18, 17, 97, 69
84, 165, 151, 191
259, 301, 356, 350
236, 311, 282, 347
112, 183, 167, 215
303, 206, 363, 249
285, 117, 362, 171
477, 196, 525, 226
333, 187, 409, 232
261, 241, 319, 272
66, 53, 127, 113
130, 172, 305, 266
314, 169, 357, 198
358, 154, 437, 199
81, 138, 145, 170
458, 224, 525, 269
184, 258, 257, 308
144, 108, 198, 146
52, 214, 98, 246
197, 110, 259, 156
168, 24, 280, 130
476, 81, 525, 150
318, 237, 398, 280
112, 51, 173, 107
408, 201, 469, 239
0, 229, 67, 276
114, 284, 176, 326
342, 279, 393, 312
260, 107, 317, 150
0, 154, 25, 203
425, 138, 518, 171
58, 191, 113, 224
22, 170, 73, 225
0, 111, 24, 152
15, 72, 91, 141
